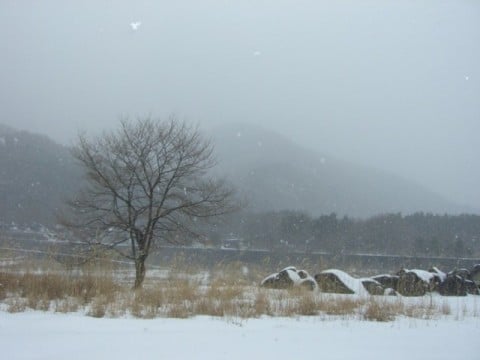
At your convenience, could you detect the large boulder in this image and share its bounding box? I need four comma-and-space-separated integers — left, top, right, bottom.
296, 270, 318, 291
314, 269, 378, 295
451, 268, 471, 279
447, 268, 479, 295
261, 266, 297, 289
260, 266, 317, 291
470, 264, 480, 287
438, 274, 467, 296
315, 271, 354, 294
372, 274, 399, 291
396, 269, 437, 296
465, 279, 479, 295
361, 278, 386, 295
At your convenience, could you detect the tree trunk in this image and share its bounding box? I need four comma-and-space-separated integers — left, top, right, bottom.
133, 255, 147, 289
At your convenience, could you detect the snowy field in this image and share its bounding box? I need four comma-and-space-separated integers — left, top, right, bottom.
1, 260, 480, 359
2, 302, 479, 360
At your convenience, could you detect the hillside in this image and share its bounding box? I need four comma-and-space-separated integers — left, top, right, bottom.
211, 123, 467, 217
0, 123, 471, 227
0, 124, 82, 225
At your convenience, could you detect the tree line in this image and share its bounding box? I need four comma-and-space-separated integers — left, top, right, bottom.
207, 211, 480, 258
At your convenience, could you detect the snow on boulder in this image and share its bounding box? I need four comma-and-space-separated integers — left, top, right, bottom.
260, 266, 316, 291
429, 267, 447, 283
260, 267, 299, 289
372, 274, 399, 291
360, 278, 385, 295
443, 269, 479, 295
439, 274, 468, 296
408, 269, 436, 283
383, 288, 397, 296
447, 269, 480, 295
470, 264, 480, 287
396, 269, 439, 296
449, 268, 470, 280
297, 270, 309, 279
314, 269, 371, 296
465, 279, 480, 295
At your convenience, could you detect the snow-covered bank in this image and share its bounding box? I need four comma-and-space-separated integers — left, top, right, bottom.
1, 310, 479, 360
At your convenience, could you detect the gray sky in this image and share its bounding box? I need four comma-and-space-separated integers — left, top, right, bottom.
1, 0, 479, 209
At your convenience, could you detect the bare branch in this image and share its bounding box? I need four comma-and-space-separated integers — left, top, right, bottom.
62, 116, 237, 288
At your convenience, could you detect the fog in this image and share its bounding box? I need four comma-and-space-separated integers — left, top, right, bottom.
1, 0, 479, 210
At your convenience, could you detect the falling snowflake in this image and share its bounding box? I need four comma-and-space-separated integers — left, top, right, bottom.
130, 21, 142, 31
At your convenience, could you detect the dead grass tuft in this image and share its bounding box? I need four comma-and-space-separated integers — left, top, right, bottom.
54, 298, 81, 314
87, 295, 108, 318
319, 296, 364, 316
166, 302, 193, 318
440, 300, 451, 316
6, 297, 27, 313
253, 289, 273, 316
363, 299, 397, 322
297, 293, 320, 316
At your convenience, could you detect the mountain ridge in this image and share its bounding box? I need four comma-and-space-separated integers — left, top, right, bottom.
210, 123, 474, 217
0, 123, 475, 226
0, 123, 82, 225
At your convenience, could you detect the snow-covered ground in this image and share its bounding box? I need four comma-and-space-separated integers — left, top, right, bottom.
1, 304, 479, 360
1, 261, 479, 359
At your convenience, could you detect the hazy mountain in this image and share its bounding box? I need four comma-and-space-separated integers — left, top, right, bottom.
0, 124, 82, 225
211, 123, 471, 218
0, 123, 474, 227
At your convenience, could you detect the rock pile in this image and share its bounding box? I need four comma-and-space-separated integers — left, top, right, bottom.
260, 264, 480, 297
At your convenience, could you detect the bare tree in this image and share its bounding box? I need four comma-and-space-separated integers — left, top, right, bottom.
64, 117, 236, 288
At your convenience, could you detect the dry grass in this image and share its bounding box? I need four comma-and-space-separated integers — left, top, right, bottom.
87, 295, 109, 318
362, 299, 397, 322
0, 258, 476, 322
319, 296, 365, 317
0, 270, 120, 306
440, 300, 451, 316
54, 298, 81, 314
253, 290, 273, 316
5, 297, 27, 313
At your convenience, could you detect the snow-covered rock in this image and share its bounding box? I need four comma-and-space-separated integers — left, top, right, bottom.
439, 274, 468, 296
470, 264, 480, 286
396, 269, 438, 296
372, 274, 399, 290
383, 288, 397, 296
260, 267, 317, 291
429, 266, 447, 282
449, 268, 470, 279
360, 278, 385, 295
443, 268, 479, 295
314, 269, 372, 296
465, 279, 480, 295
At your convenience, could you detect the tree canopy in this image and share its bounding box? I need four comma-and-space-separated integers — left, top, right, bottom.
64, 117, 236, 287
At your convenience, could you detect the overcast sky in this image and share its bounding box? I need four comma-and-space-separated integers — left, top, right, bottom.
1, 0, 479, 209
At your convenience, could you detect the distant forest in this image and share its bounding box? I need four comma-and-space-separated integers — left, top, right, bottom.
207, 211, 480, 258
1, 124, 479, 259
